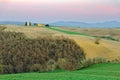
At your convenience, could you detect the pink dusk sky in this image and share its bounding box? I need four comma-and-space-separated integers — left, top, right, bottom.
0, 0, 120, 23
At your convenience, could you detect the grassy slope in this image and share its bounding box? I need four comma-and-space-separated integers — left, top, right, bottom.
48, 27, 91, 36
49, 27, 119, 41
0, 63, 120, 80
59, 27, 120, 41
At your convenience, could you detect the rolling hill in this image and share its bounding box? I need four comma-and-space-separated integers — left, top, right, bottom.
50, 21, 120, 28
0, 21, 25, 25
3, 25, 120, 61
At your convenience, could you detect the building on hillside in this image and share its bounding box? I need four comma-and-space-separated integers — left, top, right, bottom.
25, 22, 31, 26
34, 23, 44, 27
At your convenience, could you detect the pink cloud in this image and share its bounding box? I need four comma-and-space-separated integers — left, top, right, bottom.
0, 0, 10, 3
96, 5, 118, 12
0, 0, 120, 22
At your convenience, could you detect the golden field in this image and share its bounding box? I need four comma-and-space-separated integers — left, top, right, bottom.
2, 25, 120, 61
60, 27, 120, 41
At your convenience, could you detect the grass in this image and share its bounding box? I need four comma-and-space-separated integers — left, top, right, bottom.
48, 27, 91, 36
0, 63, 120, 80
47, 27, 119, 41
99, 36, 119, 41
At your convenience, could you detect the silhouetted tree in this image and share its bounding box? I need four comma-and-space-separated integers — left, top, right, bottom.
45, 24, 49, 27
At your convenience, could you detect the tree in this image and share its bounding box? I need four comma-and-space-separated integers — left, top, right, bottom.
45, 24, 49, 27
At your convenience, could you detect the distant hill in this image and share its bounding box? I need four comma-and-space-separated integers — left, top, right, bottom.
0, 21, 25, 25
50, 21, 120, 28
1, 21, 120, 28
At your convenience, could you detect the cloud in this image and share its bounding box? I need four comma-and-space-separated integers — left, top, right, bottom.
9, 0, 80, 4
0, 0, 120, 22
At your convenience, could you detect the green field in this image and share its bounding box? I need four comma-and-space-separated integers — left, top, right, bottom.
0, 63, 120, 80
48, 27, 91, 36
47, 27, 119, 41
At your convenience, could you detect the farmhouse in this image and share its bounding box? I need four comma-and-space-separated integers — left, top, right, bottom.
25, 22, 31, 26
34, 23, 44, 27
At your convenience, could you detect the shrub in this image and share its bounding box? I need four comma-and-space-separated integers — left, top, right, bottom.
57, 58, 67, 70
79, 58, 107, 69
94, 37, 100, 44
47, 59, 56, 71
0, 65, 4, 74
100, 36, 119, 41
0, 31, 85, 74
30, 64, 42, 72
